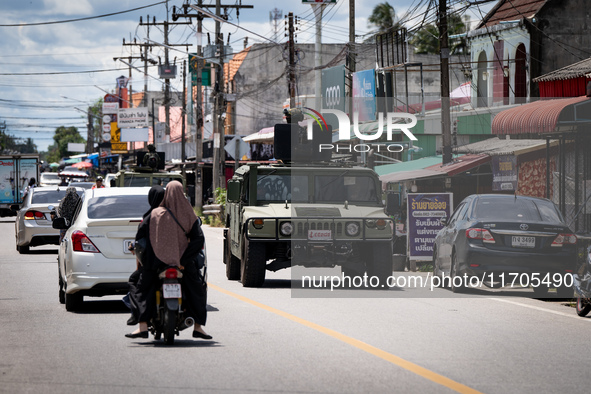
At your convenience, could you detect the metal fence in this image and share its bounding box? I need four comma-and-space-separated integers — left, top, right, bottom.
550, 132, 591, 234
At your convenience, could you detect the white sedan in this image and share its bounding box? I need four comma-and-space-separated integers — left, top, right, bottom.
57, 187, 151, 311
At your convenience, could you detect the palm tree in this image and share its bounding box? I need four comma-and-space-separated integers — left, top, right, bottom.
409, 14, 468, 55
368, 2, 400, 34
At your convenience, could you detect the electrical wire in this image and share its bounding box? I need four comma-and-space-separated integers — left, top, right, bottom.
0, 1, 167, 27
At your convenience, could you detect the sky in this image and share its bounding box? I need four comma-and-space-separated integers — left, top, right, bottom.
0, 0, 494, 153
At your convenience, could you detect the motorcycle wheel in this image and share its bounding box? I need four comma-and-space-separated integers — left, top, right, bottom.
163, 308, 176, 345
576, 297, 591, 317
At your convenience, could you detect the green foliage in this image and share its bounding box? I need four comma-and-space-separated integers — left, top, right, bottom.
46, 126, 85, 163
0, 132, 38, 154
214, 187, 227, 206
410, 14, 468, 55
419, 263, 434, 272
368, 2, 400, 33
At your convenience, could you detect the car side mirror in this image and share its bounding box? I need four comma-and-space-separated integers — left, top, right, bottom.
227, 180, 241, 202
52, 217, 69, 230
440, 217, 447, 226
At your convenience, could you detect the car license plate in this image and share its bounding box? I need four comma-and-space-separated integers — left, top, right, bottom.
308, 230, 331, 241
512, 236, 535, 248
123, 239, 134, 254
163, 283, 182, 299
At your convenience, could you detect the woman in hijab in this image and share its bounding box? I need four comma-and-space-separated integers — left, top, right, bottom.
57, 187, 81, 242
126, 185, 165, 325
126, 181, 210, 340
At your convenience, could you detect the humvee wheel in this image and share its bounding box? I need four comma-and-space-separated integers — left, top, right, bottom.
224, 234, 241, 280
241, 236, 266, 287
365, 244, 392, 289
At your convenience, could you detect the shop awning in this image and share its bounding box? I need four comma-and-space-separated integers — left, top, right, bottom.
424, 153, 491, 176
492, 96, 590, 135
379, 168, 443, 184
377, 154, 491, 186
243, 127, 274, 143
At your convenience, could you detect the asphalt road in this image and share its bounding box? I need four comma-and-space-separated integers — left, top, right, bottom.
1, 217, 590, 394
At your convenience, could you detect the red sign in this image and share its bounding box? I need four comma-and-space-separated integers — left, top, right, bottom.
104, 94, 118, 103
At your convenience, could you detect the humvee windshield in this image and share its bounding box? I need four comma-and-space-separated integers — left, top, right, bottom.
122, 175, 181, 187
256, 172, 380, 205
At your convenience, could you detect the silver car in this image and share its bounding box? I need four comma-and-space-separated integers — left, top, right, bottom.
13, 186, 84, 254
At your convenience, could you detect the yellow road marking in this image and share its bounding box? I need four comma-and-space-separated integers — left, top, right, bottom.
209, 283, 483, 394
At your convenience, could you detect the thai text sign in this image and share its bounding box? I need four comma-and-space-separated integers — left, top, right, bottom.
117, 107, 149, 128
407, 193, 453, 261
492, 155, 517, 191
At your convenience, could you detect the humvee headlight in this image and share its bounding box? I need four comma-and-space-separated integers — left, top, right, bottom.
345, 222, 360, 237
253, 219, 264, 229
376, 219, 387, 229
280, 221, 293, 236
366, 219, 376, 228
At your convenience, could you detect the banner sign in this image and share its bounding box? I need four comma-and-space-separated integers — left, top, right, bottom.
102, 102, 119, 115
321, 65, 345, 112
117, 107, 149, 128
120, 128, 149, 142
491, 155, 518, 191
407, 193, 453, 261
110, 122, 128, 153
352, 69, 376, 122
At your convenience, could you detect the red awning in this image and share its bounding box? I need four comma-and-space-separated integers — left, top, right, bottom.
425, 154, 491, 176
492, 96, 590, 135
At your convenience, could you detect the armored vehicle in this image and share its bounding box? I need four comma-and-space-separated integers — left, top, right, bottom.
112, 168, 185, 188
224, 163, 397, 287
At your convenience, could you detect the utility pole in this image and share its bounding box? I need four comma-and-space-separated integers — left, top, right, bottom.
195, 0, 204, 209
181, 60, 187, 164
312, 4, 325, 110
139, 10, 191, 144
173, 1, 253, 208
287, 12, 296, 109
347, 0, 356, 117
87, 107, 94, 154
439, 0, 452, 165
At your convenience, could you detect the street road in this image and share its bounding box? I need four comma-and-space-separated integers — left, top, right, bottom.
1, 217, 590, 394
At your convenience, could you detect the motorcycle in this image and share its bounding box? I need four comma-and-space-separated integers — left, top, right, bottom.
150, 266, 194, 345
573, 244, 591, 317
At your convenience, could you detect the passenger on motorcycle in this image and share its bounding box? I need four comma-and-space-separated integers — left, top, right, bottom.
126, 181, 211, 339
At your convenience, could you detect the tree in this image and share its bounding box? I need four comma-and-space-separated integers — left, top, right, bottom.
410, 14, 468, 55
46, 126, 86, 163
368, 2, 401, 34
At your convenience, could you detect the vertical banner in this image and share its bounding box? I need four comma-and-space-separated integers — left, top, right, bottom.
407, 193, 453, 261
491, 155, 518, 191
352, 69, 376, 122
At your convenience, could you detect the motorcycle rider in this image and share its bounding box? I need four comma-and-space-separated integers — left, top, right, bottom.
126, 181, 211, 339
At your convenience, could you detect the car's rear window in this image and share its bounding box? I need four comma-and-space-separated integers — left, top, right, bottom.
474, 197, 563, 222
31, 190, 81, 204
41, 173, 59, 180
87, 195, 150, 219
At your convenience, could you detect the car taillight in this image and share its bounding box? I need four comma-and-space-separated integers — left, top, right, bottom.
165, 268, 178, 279
24, 210, 46, 220
551, 233, 577, 247
466, 228, 495, 243
71, 230, 100, 253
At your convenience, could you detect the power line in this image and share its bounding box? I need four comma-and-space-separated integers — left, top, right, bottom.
0, 1, 167, 27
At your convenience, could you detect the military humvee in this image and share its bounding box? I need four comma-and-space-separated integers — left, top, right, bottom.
224, 162, 397, 287
112, 168, 185, 188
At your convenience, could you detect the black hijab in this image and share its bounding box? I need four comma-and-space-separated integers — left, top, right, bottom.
144, 185, 165, 219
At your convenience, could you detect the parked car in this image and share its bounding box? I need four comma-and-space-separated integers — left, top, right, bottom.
13, 186, 84, 254
39, 172, 61, 187
433, 194, 576, 297
56, 187, 151, 311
